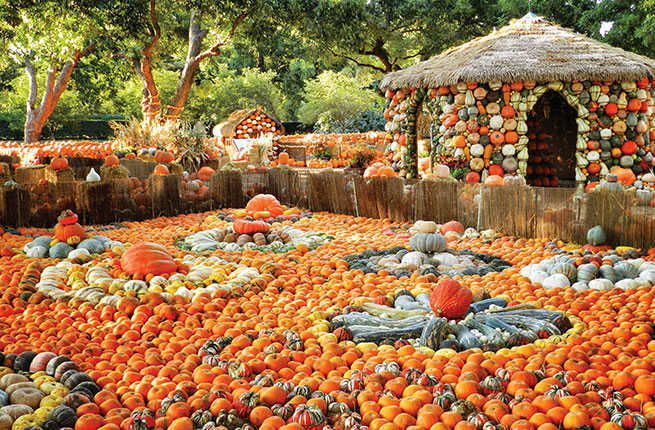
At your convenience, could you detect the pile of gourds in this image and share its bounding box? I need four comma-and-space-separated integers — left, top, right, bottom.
232, 111, 282, 140
344, 222, 510, 278
33, 254, 266, 306
330, 290, 574, 351
179, 225, 332, 254
0, 351, 99, 430
521, 252, 655, 292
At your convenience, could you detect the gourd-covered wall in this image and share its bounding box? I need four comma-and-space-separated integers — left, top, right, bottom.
384, 79, 655, 183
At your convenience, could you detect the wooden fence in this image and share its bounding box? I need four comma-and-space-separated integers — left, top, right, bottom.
2, 164, 655, 248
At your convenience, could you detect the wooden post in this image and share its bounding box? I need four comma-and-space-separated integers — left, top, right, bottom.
150, 174, 180, 217
0, 184, 31, 226
75, 181, 113, 224
210, 170, 245, 208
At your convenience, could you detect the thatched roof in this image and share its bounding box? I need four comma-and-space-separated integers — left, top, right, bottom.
380, 13, 655, 91
214, 106, 283, 138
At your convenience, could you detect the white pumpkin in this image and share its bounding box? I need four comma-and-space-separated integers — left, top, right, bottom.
542, 274, 570, 289
589, 278, 614, 291
571, 281, 589, 292
432, 252, 458, 267
26, 246, 48, 258
463, 228, 479, 239
413, 220, 438, 234
638, 270, 655, 283
615, 279, 638, 290
86, 168, 101, 182
529, 270, 549, 285
401, 251, 426, 271
67, 248, 90, 260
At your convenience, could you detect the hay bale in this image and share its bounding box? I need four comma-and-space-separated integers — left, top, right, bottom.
75, 181, 113, 224
0, 184, 30, 226
44, 166, 76, 184
100, 165, 130, 180
15, 166, 45, 185
210, 170, 245, 208
149, 174, 181, 216
121, 159, 157, 180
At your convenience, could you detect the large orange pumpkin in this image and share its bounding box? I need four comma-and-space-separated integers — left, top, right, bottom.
154, 164, 170, 175
120, 242, 178, 277
104, 155, 120, 167
245, 194, 283, 217
50, 157, 69, 171
154, 150, 175, 164
53, 210, 86, 244
429, 278, 472, 319
233, 219, 271, 235
197, 166, 215, 182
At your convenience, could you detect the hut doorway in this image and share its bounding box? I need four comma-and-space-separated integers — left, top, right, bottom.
526, 91, 577, 187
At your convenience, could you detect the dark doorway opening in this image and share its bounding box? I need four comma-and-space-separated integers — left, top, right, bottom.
526, 90, 578, 187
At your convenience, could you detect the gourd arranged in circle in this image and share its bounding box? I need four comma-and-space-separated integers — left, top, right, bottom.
330, 278, 576, 351
0, 351, 99, 430
521, 251, 655, 291
23, 211, 119, 259
179, 225, 332, 253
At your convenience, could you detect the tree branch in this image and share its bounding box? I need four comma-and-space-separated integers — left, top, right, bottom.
24, 57, 38, 111
327, 47, 388, 72
195, 10, 249, 63
144, 0, 160, 57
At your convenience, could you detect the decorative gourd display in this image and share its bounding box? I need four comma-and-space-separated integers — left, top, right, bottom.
53, 210, 86, 245
409, 233, 447, 253
429, 278, 473, 319
120, 242, 178, 277
233, 219, 271, 235
245, 194, 284, 217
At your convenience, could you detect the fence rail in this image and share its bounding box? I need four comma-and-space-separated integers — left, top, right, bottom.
2, 164, 655, 248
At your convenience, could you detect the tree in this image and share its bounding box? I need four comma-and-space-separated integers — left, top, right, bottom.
1, 1, 100, 142
295, 0, 502, 73
116, 0, 275, 125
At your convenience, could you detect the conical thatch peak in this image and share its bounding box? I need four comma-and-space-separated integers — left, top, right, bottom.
380, 14, 655, 90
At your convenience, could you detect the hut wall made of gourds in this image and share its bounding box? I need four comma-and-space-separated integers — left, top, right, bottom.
383, 80, 655, 183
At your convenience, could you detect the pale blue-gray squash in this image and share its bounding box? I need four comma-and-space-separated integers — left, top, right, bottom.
77, 238, 104, 254
409, 233, 447, 253
550, 262, 577, 282
586, 225, 606, 246
49, 243, 74, 259
577, 263, 598, 282
613, 261, 639, 280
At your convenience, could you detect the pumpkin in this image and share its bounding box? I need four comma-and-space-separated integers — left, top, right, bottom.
440, 221, 465, 235
48, 405, 77, 428
233, 219, 270, 235
62, 372, 92, 390
412, 220, 438, 234
410, 233, 447, 253
50, 157, 69, 171
153, 164, 170, 175
13, 352, 37, 372
197, 166, 215, 182
586, 225, 606, 246
104, 154, 120, 167
0, 405, 32, 421
0, 391, 7, 407
154, 150, 175, 164
49, 242, 73, 259
401, 251, 426, 271
429, 278, 472, 319
10, 388, 43, 409
245, 194, 283, 217
53, 211, 86, 245
76, 239, 105, 254
29, 353, 56, 373
120, 242, 178, 277
465, 172, 480, 183
46, 357, 70, 377
86, 168, 101, 182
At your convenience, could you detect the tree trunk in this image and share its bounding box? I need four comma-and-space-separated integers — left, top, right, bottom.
163, 10, 207, 121
139, 0, 162, 125
21, 45, 94, 143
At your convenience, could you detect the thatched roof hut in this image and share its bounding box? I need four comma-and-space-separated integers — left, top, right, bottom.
380, 13, 655, 90
380, 14, 655, 186
213, 107, 284, 139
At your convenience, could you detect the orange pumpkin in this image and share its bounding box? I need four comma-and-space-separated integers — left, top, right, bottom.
154, 150, 175, 164
197, 166, 215, 182
51, 157, 69, 171
429, 278, 472, 319
120, 242, 178, 277
485, 175, 505, 186
245, 194, 283, 217
53, 210, 87, 244
153, 164, 170, 175
104, 155, 120, 167
278, 152, 290, 164
233, 219, 271, 235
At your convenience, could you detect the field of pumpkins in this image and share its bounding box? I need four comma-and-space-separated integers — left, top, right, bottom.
0, 188, 653, 430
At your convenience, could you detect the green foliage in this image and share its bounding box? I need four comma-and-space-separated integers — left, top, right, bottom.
297, 70, 383, 132
350, 145, 377, 169
184, 64, 287, 124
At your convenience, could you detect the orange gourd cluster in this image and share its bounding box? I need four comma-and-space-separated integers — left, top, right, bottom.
0, 209, 653, 430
